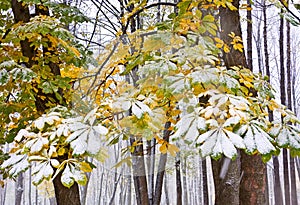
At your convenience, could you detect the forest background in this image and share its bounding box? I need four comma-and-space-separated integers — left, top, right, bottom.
0, 0, 300, 205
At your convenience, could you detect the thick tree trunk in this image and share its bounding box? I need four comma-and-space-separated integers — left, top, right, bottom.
131, 138, 149, 205
212, 157, 240, 205
11, 1, 81, 204
219, 1, 267, 204
53, 170, 81, 205
240, 153, 266, 205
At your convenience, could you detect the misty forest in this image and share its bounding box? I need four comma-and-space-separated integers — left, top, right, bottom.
0, 0, 300, 204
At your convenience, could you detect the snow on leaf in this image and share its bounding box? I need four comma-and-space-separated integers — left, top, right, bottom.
132, 101, 152, 119
132, 103, 143, 119
224, 129, 245, 149
172, 111, 206, 141
61, 165, 75, 188
87, 129, 101, 154
1, 154, 29, 178
223, 116, 240, 127
83, 107, 97, 125
165, 73, 190, 93
241, 124, 275, 154
219, 129, 237, 158
70, 132, 88, 155
276, 125, 300, 149
15, 129, 30, 142
93, 125, 108, 135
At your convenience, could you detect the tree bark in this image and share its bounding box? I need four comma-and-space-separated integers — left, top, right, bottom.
176, 153, 182, 205
53, 170, 81, 205
240, 153, 266, 205
218, 1, 267, 204
286, 6, 298, 205
246, 0, 253, 71
212, 156, 240, 205
263, 2, 283, 204
11, 1, 81, 204
153, 122, 171, 205
279, 9, 291, 205
202, 157, 209, 205
131, 138, 149, 205
182, 157, 188, 205
15, 173, 24, 205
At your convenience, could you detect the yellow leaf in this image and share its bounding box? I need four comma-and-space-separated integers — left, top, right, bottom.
243, 81, 253, 89
80, 162, 93, 172
57, 147, 66, 156
223, 44, 230, 53
159, 142, 168, 154
168, 144, 179, 157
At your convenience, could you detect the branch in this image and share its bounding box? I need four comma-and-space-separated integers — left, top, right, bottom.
122, 2, 177, 33
278, 0, 300, 23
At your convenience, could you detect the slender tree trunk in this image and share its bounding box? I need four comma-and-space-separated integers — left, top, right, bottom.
247, 0, 253, 71
147, 138, 156, 205
279, 9, 291, 205
202, 157, 209, 205
15, 173, 24, 205
176, 152, 182, 205
153, 122, 171, 205
182, 157, 188, 205
164, 173, 170, 205
263, 2, 283, 204
286, 10, 298, 205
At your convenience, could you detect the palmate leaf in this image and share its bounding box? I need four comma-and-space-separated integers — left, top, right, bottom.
172, 109, 206, 141
165, 73, 190, 94
237, 121, 276, 154
196, 126, 245, 159
61, 163, 87, 188
1, 154, 29, 178
66, 109, 108, 155
32, 161, 54, 185
270, 124, 300, 149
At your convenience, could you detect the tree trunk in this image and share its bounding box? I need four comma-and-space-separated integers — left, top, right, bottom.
212, 157, 240, 205
147, 138, 156, 205
219, 0, 268, 204
11, 1, 81, 204
286, 7, 298, 205
240, 153, 266, 205
153, 122, 171, 205
279, 9, 291, 205
164, 173, 170, 205
53, 169, 81, 205
176, 153, 182, 205
202, 157, 209, 205
182, 157, 188, 205
246, 0, 253, 71
131, 138, 149, 205
263, 2, 283, 204
15, 173, 24, 205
